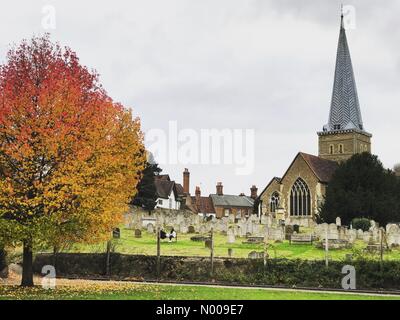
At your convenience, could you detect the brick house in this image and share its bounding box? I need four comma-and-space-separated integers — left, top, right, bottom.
181, 169, 257, 219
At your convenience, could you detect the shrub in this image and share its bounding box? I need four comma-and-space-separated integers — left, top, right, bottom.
352, 218, 371, 231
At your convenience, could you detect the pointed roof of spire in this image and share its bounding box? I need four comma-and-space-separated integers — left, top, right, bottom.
323, 13, 369, 135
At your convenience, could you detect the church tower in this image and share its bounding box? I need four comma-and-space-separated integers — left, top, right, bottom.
318, 13, 372, 162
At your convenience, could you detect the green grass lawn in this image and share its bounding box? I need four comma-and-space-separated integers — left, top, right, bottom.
56, 227, 400, 261
0, 282, 398, 300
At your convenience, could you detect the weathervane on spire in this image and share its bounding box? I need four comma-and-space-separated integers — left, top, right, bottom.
340, 4, 356, 30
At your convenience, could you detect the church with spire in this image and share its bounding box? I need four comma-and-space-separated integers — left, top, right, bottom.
257, 13, 372, 226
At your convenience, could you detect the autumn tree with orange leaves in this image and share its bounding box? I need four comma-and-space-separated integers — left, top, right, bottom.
0, 35, 146, 286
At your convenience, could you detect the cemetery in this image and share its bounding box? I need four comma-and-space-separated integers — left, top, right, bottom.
95, 208, 400, 260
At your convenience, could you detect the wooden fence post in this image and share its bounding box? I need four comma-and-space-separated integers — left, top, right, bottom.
325, 225, 329, 268
210, 228, 214, 278
157, 226, 161, 280
105, 240, 112, 277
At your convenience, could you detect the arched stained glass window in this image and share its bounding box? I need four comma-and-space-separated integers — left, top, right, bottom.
290, 178, 311, 216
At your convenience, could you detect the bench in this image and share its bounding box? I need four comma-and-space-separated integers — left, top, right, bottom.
289, 234, 313, 245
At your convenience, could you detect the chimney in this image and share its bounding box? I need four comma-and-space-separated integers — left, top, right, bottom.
183, 168, 190, 195
195, 186, 201, 208
216, 182, 223, 196
239, 193, 245, 196
250, 185, 258, 199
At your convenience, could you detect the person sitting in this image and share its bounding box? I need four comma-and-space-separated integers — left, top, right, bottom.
168, 228, 177, 242
159, 229, 167, 240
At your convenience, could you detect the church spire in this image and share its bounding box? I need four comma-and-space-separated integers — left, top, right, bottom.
324, 12, 365, 133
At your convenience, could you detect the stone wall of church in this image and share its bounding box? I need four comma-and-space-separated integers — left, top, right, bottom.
280, 155, 321, 226
318, 131, 371, 162
259, 178, 281, 215
259, 155, 325, 227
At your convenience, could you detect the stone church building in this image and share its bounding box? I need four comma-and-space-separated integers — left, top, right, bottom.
258, 14, 372, 226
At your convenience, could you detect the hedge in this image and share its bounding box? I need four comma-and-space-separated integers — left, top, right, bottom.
33, 253, 400, 290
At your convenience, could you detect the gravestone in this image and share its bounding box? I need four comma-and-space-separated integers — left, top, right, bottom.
112, 228, 120, 239
205, 239, 212, 249
134, 229, 142, 238
260, 215, 268, 225
199, 224, 207, 234
248, 251, 264, 259
146, 223, 154, 234
228, 248, 233, 258
188, 225, 195, 233
336, 217, 341, 227
285, 225, 294, 240
227, 228, 236, 243
180, 222, 188, 234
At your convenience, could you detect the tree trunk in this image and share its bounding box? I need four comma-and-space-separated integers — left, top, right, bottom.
21, 241, 34, 287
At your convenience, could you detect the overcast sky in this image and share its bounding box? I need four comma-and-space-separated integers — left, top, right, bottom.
1, 0, 399, 196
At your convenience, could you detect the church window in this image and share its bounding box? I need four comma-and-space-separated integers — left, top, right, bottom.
290, 178, 311, 216
270, 192, 280, 213
333, 124, 341, 130
329, 145, 334, 154
339, 144, 344, 154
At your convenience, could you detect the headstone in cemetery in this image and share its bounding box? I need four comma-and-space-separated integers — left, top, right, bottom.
199, 224, 207, 234
146, 223, 154, 234
261, 215, 268, 225
180, 222, 188, 234
336, 217, 341, 227
248, 251, 264, 259
228, 248, 233, 258
112, 228, 120, 239
227, 228, 236, 243
285, 225, 294, 240
188, 225, 195, 233
134, 229, 142, 238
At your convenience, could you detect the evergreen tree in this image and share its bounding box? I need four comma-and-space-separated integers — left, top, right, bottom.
319, 153, 400, 226
132, 162, 162, 213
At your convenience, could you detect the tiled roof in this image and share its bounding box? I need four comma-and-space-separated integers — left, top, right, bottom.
300, 152, 338, 183
156, 174, 171, 181
175, 183, 184, 197
210, 194, 254, 208
154, 179, 174, 199
191, 196, 215, 214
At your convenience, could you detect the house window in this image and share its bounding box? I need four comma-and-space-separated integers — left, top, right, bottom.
224, 209, 230, 217
339, 144, 344, 154
329, 145, 334, 155
245, 209, 249, 217
290, 178, 311, 216
270, 192, 280, 213
158, 199, 163, 205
